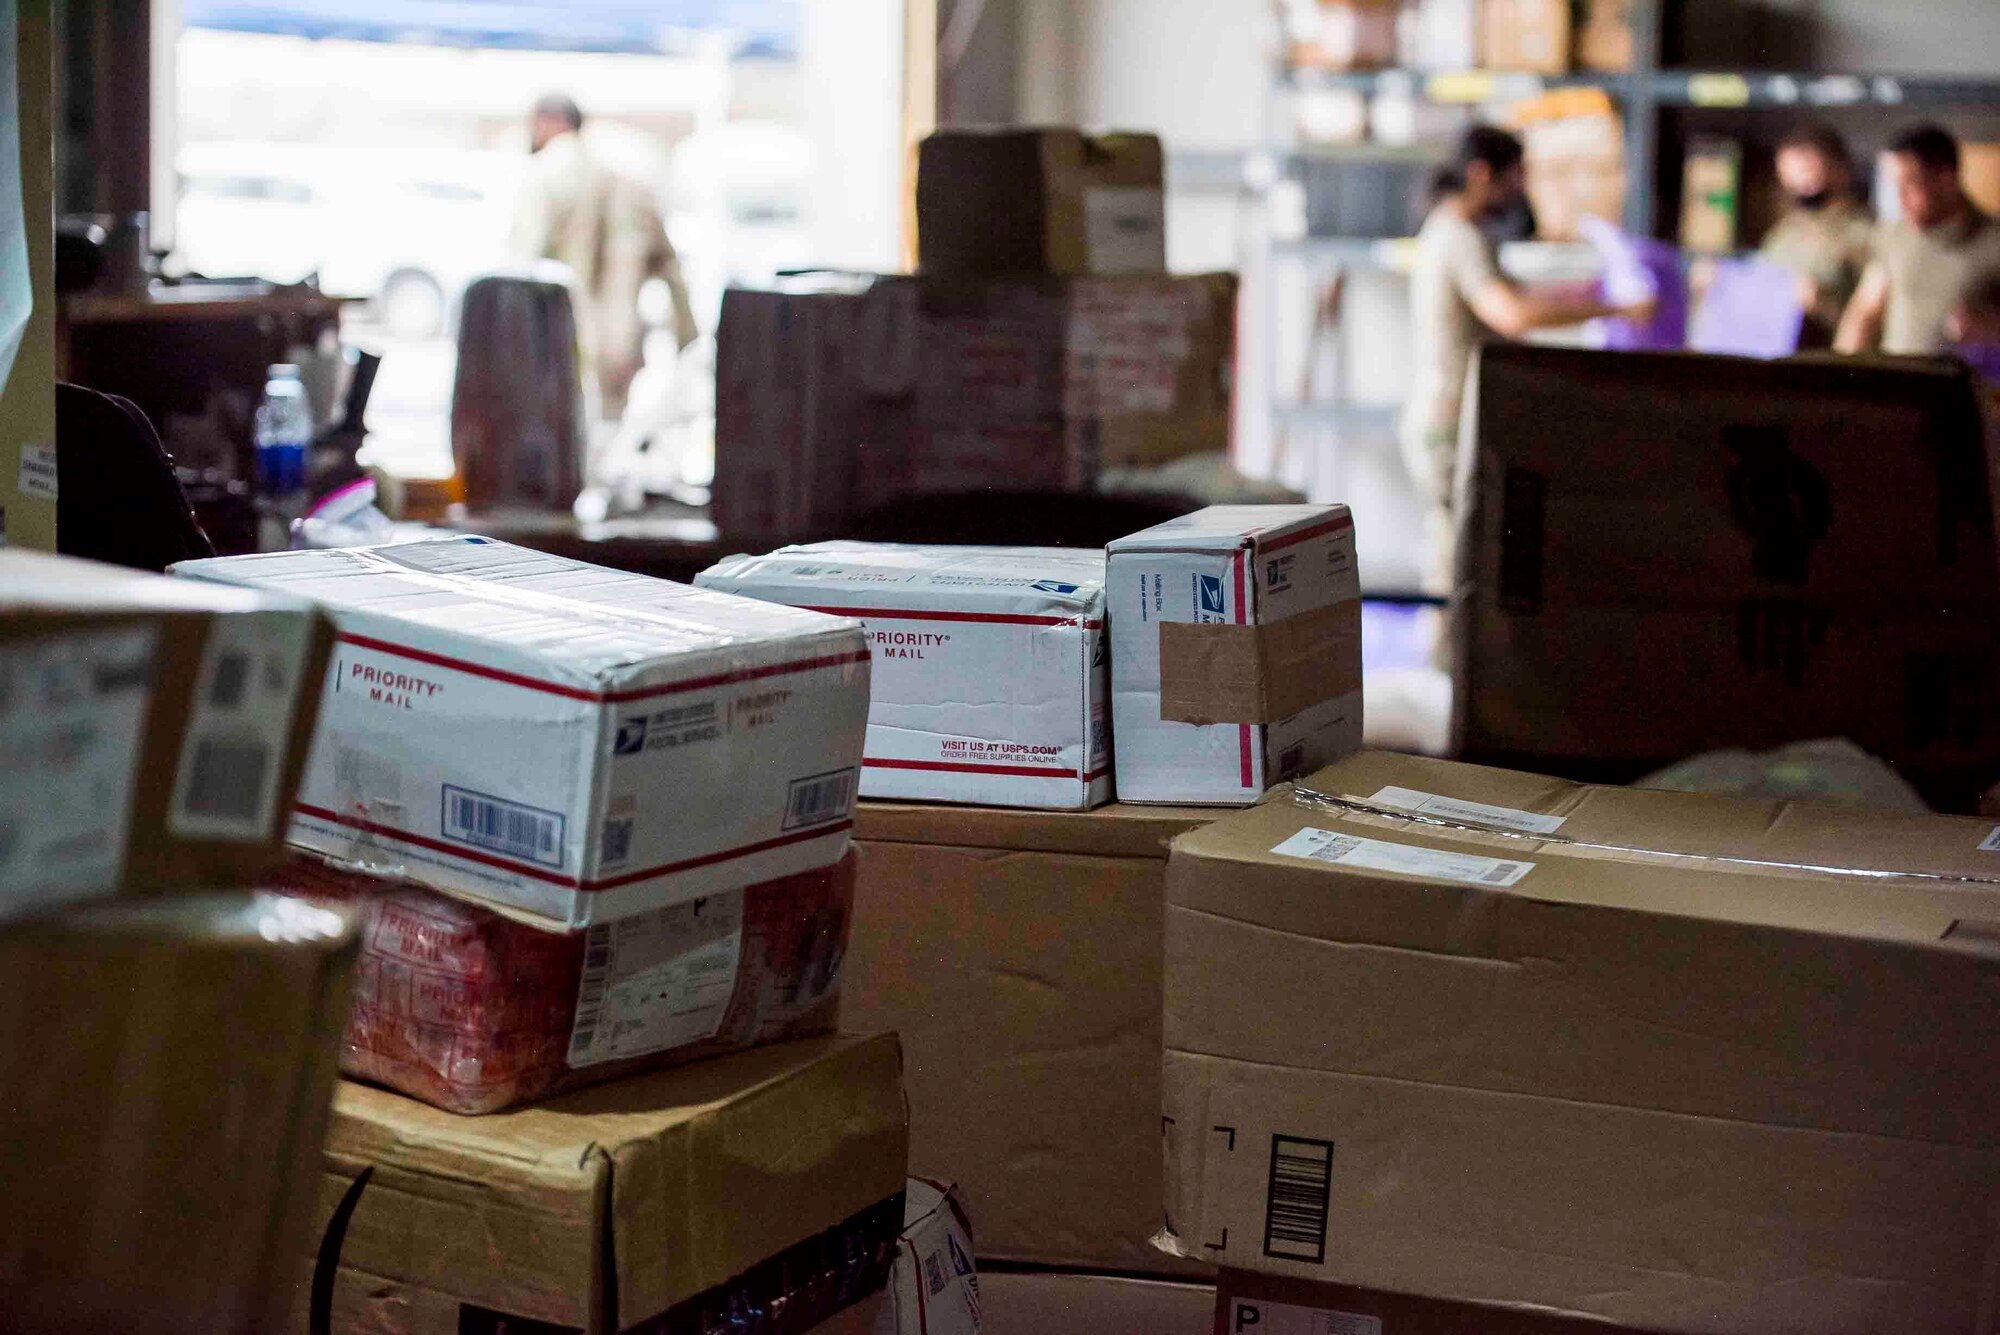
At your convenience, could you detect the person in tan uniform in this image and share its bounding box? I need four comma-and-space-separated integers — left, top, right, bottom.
1758, 124, 1874, 348
512, 93, 699, 418
1402, 125, 1649, 594
1836, 124, 2000, 356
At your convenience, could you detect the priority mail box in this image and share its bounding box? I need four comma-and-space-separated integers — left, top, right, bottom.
1108, 506, 1362, 805
174, 537, 871, 928
698, 543, 1109, 809
1161, 751, 2000, 1335
0, 550, 333, 917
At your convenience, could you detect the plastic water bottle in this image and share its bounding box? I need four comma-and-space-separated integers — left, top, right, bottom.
255, 364, 313, 499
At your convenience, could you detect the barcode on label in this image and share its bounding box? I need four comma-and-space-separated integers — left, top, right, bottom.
784, 768, 856, 830
182, 737, 272, 822
207, 651, 251, 709
568, 925, 614, 1061
1264, 1135, 1334, 1263
442, 785, 565, 867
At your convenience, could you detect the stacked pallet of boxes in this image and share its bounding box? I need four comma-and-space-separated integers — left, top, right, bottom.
168, 537, 917, 1334
699, 503, 1365, 1332
711, 129, 1235, 547
0, 551, 354, 1333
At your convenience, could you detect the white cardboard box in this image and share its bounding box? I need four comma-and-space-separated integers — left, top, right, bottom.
698, 544, 1109, 809
173, 537, 870, 927
1107, 505, 1362, 804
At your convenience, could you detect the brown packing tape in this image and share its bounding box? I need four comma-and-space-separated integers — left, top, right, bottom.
1158, 599, 1361, 725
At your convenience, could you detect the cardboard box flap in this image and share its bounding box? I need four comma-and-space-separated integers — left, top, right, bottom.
1108, 505, 1350, 554
1169, 782, 1994, 956
1159, 599, 1362, 725
175, 538, 866, 692
855, 799, 1216, 858
323, 1035, 907, 1331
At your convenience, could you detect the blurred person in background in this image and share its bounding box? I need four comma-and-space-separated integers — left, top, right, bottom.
1402, 125, 1649, 595
513, 93, 699, 417
1759, 124, 1874, 349
1837, 123, 2000, 355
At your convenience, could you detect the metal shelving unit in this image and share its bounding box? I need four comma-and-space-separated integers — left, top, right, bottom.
1248, 0, 2000, 489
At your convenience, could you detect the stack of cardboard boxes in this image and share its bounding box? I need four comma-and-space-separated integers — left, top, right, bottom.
158, 537, 919, 1334
712, 130, 1236, 546
0, 551, 351, 1331
697, 506, 1366, 1332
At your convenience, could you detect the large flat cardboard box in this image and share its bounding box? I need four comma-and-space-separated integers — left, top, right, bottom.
1454, 344, 2000, 808
0, 894, 358, 1334
917, 128, 1166, 278
302, 1034, 909, 1334
713, 274, 1236, 546
980, 1270, 1214, 1335
845, 800, 1219, 1274
698, 543, 1112, 809
0, 550, 333, 916
1218, 1270, 1661, 1334
1161, 751, 2000, 1334
1109, 505, 1363, 805
176, 537, 870, 927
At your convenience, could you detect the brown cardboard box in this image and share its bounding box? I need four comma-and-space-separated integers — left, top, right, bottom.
917, 129, 1166, 278
1679, 136, 1742, 254
0, 5, 55, 551
303, 1034, 909, 1334
713, 274, 1235, 545
1481, 0, 1571, 72
1284, 0, 1402, 72
1217, 1270, 1662, 1334
1512, 88, 1623, 239
1160, 751, 2000, 1334
1574, 0, 1637, 72
845, 800, 1219, 1274
0, 550, 334, 915
981, 1270, 1215, 1335
0, 894, 359, 1334
1453, 344, 2000, 806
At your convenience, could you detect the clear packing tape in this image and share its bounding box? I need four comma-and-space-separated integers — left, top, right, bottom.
1289, 783, 2000, 892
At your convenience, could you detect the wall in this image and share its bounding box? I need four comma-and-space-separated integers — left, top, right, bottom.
800, 0, 907, 272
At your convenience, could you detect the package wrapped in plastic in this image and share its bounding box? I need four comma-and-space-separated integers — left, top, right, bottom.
270, 850, 853, 1114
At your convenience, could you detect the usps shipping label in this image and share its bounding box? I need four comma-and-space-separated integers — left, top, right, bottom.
290, 636, 868, 927
1110, 511, 1359, 804
698, 547, 1109, 810
0, 626, 156, 914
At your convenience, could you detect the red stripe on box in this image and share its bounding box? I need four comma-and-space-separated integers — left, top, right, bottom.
804, 606, 1103, 629
336, 634, 869, 704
